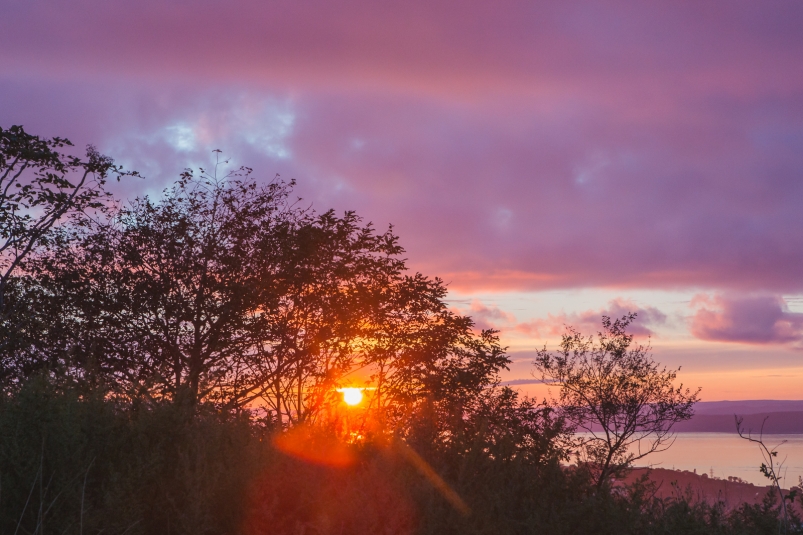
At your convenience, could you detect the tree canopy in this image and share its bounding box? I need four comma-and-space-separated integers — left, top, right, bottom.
0, 125, 134, 315
2, 157, 528, 442
534, 313, 700, 487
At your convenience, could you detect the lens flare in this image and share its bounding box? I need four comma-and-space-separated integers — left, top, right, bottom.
341, 388, 363, 406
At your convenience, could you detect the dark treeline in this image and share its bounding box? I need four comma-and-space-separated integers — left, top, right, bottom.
0, 125, 799, 534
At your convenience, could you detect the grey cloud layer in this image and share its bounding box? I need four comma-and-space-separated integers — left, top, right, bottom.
1, 1, 802, 308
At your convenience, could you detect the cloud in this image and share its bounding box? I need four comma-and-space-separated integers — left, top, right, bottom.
280, 86, 803, 294
690, 294, 803, 345
2, 1, 801, 99
515, 299, 667, 339
2, 2, 803, 293
466, 300, 517, 331
500, 379, 546, 386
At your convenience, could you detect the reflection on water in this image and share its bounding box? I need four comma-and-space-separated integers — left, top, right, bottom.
630, 433, 803, 487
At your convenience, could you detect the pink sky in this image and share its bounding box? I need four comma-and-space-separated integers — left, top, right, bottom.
2, 1, 802, 399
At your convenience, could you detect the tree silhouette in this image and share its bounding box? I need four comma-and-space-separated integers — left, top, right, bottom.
5, 159, 510, 433
0, 125, 132, 316
534, 313, 700, 487
736, 415, 795, 534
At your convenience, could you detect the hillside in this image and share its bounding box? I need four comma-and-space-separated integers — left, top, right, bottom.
621, 467, 797, 513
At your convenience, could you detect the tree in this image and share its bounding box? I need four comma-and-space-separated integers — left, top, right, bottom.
0, 125, 131, 315
736, 416, 796, 534
533, 313, 700, 487
5, 160, 511, 435
48, 165, 303, 408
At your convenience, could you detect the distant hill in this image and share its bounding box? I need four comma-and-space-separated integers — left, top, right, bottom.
581, 401, 803, 434
674, 411, 803, 434
693, 400, 803, 415
674, 401, 803, 434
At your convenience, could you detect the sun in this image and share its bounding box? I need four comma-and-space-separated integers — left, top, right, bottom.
341, 388, 363, 406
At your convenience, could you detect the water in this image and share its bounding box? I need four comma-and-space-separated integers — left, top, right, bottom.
631, 433, 803, 487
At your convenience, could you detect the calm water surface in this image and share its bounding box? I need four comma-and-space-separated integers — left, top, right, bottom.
631, 433, 803, 487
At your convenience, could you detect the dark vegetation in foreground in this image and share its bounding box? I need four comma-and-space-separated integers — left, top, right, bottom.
2, 377, 800, 535
0, 125, 800, 534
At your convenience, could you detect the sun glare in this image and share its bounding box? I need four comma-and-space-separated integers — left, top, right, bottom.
341, 388, 363, 406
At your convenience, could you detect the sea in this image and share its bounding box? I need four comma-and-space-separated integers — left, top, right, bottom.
567, 401, 803, 487
632, 432, 803, 487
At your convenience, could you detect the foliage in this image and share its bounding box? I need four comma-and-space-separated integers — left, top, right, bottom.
2, 156, 512, 440
0, 376, 267, 535
534, 313, 701, 487
0, 126, 136, 387
736, 415, 798, 534
0, 378, 797, 535
11, 165, 310, 408
0, 125, 134, 349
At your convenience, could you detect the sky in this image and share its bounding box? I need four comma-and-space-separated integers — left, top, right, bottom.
1, 0, 802, 400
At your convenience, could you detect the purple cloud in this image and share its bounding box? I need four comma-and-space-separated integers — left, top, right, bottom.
514, 299, 667, 339
1, 1, 802, 294
690, 294, 803, 345
463, 301, 518, 332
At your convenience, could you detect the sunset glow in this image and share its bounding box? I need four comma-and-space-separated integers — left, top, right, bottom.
4, 3, 803, 532
340, 388, 363, 406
